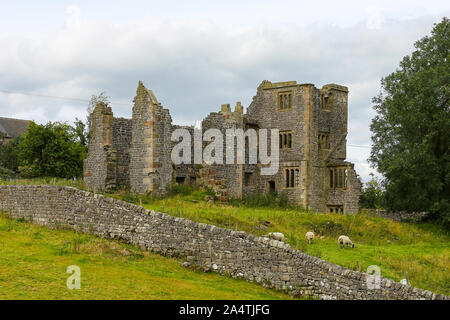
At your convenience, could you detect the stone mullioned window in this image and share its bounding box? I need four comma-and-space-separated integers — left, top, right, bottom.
284, 167, 300, 188
328, 205, 344, 214
318, 132, 331, 150
278, 91, 293, 110
329, 167, 348, 189
279, 131, 292, 149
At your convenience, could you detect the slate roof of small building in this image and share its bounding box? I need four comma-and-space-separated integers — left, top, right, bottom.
0, 117, 31, 138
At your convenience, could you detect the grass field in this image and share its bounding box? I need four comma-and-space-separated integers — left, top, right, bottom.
107, 187, 450, 296
1, 178, 449, 297
0, 214, 294, 300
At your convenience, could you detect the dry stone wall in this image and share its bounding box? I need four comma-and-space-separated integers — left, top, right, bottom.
362, 209, 429, 223
0, 184, 446, 300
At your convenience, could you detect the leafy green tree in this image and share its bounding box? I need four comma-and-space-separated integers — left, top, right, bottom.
17, 121, 87, 178
73, 118, 88, 150
370, 18, 449, 223
86, 92, 110, 144
359, 174, 385, 209
0, 134, 22, 172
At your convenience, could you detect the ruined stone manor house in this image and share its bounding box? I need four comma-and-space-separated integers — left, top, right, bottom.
84, 80, 361, 214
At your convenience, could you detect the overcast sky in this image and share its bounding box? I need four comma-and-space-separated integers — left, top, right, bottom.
0, 1, 449, 181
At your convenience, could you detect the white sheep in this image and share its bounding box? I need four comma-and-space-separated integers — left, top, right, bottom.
338, 235, 355, 248
305, 231, 315, 244
266, 232, 285, 242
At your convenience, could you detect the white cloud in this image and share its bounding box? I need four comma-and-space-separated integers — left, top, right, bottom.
366, 5, 382, 30
0, 5, 448, 181
353, 161, 381, 183
66, 5, 82, 29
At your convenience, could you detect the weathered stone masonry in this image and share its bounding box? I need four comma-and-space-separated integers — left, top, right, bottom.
84, 80, 361, 213
0, 185, 446, 300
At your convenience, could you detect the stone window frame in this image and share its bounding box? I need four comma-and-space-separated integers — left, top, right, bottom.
321, 91, 334, 112
327, 205, 344, 214
279, 130, 293, 150
283, 167, 300, 189
277, 91, 293, 111
329, 166, 348, 189
318, 131, 331, 150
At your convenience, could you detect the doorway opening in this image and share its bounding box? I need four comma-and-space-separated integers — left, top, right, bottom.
268, 181, 276, 194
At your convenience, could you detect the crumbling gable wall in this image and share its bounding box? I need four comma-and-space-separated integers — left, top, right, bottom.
312, 84, 361, 214
83, 102, 117, 192
129, 81, 173, 195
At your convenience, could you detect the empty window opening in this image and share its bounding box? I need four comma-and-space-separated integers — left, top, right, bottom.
244, 172, 252, 186
321, 92, 333, 111
176, 177, 186, 184
318, 132, 331, 150
268, 181, 276, 193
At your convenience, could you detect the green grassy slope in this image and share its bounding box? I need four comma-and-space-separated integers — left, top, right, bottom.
108, 189, 449, 296
0, 214, 294, 300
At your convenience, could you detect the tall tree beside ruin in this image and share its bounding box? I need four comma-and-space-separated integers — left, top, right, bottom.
17, 122, 87, 178
370, 17, 449, 223
86, 91, 110, 144
0, 134, 22, 172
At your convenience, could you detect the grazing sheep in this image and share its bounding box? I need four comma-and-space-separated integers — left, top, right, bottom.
305, 231, 315, 244
338, 235, 354, 248
266, 232, 285, 242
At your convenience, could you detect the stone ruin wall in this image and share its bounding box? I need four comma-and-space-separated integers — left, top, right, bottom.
151, 106, 173, 195
0, 185, 446, 300
83, 80, 361, 213
129, 82, 158, 194
200, 106, 245, 199
171, 125, 197, 185
85, 82, 174, 196
246, 81, 361, 213
83, 103, 117, 192
113, 118, 132, 188
309, 85, 362, 214
246, 82, 310, 205
361, 209, 429, 223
